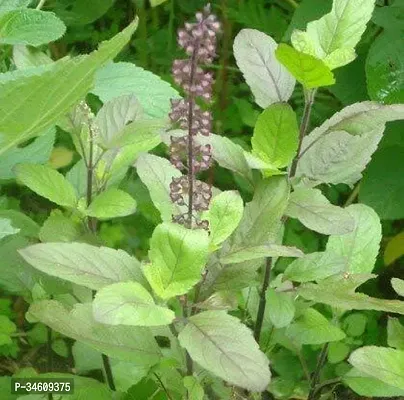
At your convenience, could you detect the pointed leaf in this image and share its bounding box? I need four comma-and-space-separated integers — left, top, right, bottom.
392, 278, 404, 297
286, 187, 355, 235
266, 289, 295, 328
19, 242, 146, 290
178, 311, 271, 392
14, 163, 78, 208
251, 103, 299, 168
326, 204, 381, 274
93, 282, 175, 327
233, 29, 295, 108
144, 223, 209, 300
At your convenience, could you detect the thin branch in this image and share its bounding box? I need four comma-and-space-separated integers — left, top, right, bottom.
344, 183, 360, 207
36, 0, 46, 10
308, 343, 329, 400
284, 0, 299, 8
154, 373, 174, 400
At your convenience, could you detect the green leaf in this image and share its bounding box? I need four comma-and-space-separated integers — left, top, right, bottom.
92, 62, 180, 118
39, 210, 80, 243
366, 32, 404, 103
95, 94, 143, 148
298, 274, 404, 315
93, 282, 175, 327
286, 308, 346, 345
0, 19, 138, 156
19, 242, 146, 291
144, 223, 209, 300
275, 44, 335, 88
251, 103, 299, 168
328, 341, 350, 364
0, 9, 65, 46
293, 0, 376, 69
0, 218, 19, 240
0, 0, 30, 13
348, 346, 404, 390
343, 313, 367, 337
392, 278, 404, 297
373, 2, 404, 33
0, 210, 39, 238
13, 44, 53, 69
0, 315, 16, 346
183, 377, 204, 400
178, 311, 271, 391
387, 318, 404, 350
85, 188, 137, 220
326, 204, 381, 274
344, 368, 404, 397
228, 176, 289, 251
284, 251, 346, 283
360, 146, 404, 220
266, 289, 295, 328
0, 128, 55, 180
233, 29, 295, 108
384, 232, 404, 266
14, 163, 78, 208
207, 191, 244, 250
296, 102, 404, 186
135, 154, 182, 222
220, 244, 303, 264
28, 300, 161, 366
286, 187, 355, 235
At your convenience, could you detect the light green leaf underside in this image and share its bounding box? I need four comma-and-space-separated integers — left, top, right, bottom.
392, 278, 404, 297
178, 311, 271, 391
85, 188, 137, 220
14, 163, 78, 208
28, 300, 161, 365
93, 282, 175, 326
0, 19, 138, 156
19, 242, 146, 291
144, 223, 209, 300
0, 0, 31, 13
0, 218, 20, 240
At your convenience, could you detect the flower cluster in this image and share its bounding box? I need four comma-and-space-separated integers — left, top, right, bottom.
169, 4, 220, 229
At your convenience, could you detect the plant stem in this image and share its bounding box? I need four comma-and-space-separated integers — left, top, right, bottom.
36, 0, 46, 10
85, 120, 115, 392
344, 183, 360, 207
154, 373, 174, 400
47, 327, 53, 400
284, 0, 299, 8
308, 343, 329, 400
253, 258, 272, 342
289, 89, 316, 178
311, 378, 341, 398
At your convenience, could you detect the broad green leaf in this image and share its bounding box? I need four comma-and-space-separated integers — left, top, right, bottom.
178, 311, 271, 391
286, 187, 355, 235
135, 154, 183, 221
0, 210, 39, 238
266, 289, 295, 328
93, 282, 175, 327
388, 318, 404, 350
286, 308, 345, 345
85, 188, 137, 220
48, 146, 74, 169
0, 20, 138, 155
0, 9, 65, 46
92, 62, 180, 118
0, 218, 19, 240
343, 313, 367, 337
349, 346, 404, 390
39, 210, 80, 243
220, 244, 303, 264
233, 29, 295, 108
207, 191, 244, 250
275, 44, 335, 88
298, 274, 404, 315
0, 315, 16, 346
360, 146, 404, 220
66, 160, 87, 198
251, 103, 299, 168
373, 2, 404, 33
28, 300, 161, 365
326, 204, 381, 274
0, 128, 55, 179
228, 176, 289, 250
328, 341, 350, 364
19, 242, 146, 290
296, 102, 404, 185
366, 32, 404, 103
95, 94, 143, 148
0, 0, 30, 13
392, 278, 404, 297
284, 251, 346, 283
13, 45, 53, 69
294, 0, 376, 69
344, 368, 404, 397
144, 223, 209, 300
183, 377, 204, 400
14, 163, 78, 208
384, 232, 404, 266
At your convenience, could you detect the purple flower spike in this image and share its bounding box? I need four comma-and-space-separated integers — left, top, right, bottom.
169, 4, 220, 229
